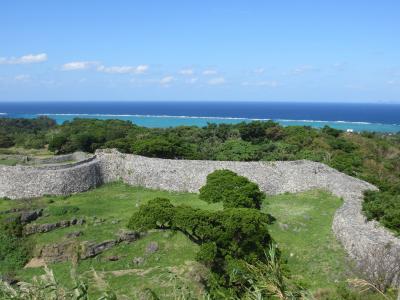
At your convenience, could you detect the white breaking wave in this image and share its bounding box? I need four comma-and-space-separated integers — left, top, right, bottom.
34, 113, 400, 126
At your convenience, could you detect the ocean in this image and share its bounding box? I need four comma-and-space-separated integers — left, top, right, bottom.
1, 101, 400, 133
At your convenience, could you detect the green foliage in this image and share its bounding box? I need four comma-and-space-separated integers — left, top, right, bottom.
49, 205, 80, 216
127, 198, 175, 231
131, 137, 183, 158
196, 242, 217, 266
48, 134, 68, 152
0, 133, 14, 148
48, 119, 135, 153
230, 245, 307, 300
128, 197, 273, 296
363, 191, 400, 233
215, 139, 261, 161
0, 217, 32, 275
239, 120, 282, 143
0, 117, 55, 149
199, 170, 265, 209
322, 125, 342, 137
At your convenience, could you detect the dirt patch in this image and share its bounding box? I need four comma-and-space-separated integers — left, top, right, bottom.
108, 267, 159, 277
24, 258, 46, 268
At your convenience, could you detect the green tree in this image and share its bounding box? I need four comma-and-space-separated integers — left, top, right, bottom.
128, 198, 175, 231
199, 170, 265, 209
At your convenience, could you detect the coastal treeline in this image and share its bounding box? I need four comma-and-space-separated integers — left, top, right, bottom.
1, 117, 399, 234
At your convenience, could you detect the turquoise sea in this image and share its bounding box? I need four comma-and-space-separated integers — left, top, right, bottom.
1, 102, 400, 133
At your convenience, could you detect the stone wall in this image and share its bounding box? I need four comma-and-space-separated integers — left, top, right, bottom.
0, 148, 399, 286
0, 157, 101, 199
29, 151, 90, 165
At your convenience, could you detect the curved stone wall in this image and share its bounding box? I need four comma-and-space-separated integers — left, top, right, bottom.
30, 151, 90, 165
0, 157, 101, 199
0, 148, 399, 286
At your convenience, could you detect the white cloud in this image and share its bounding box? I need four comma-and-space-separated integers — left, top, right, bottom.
242, 80, 279, 87
160, 76, 175, 85
291, 65, 317, 75
14, 74, 30, 81
61, 61, 148, 74
0, 53, 48, 64
97, 64, 148, 74
135, 65, 149, 74
254, 68, 265, 74
202, 69, 218, 75
208, 77, 225, 85
61, 61, 98, 71
179, 68, 194, 76
97, 65, 136, 74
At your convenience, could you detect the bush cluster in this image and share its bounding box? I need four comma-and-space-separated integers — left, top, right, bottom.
0, 216, 32, 276
199, 169, 265, 209
363, 191, 400, 233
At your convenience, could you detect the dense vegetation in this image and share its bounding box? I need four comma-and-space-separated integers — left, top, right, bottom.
0, 215, 32, 277
0, 117, 56, 149
1, 116, 399, 233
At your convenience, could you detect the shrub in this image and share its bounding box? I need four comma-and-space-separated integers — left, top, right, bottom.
215, 140, 261, 161
0, 133, 15, 148
131, 137, 182, 159
363, 191, 400, 233
0, 217, 32, 275
0, 231, 31, 275
199, 170, 265, 209
238, 121, 280, 143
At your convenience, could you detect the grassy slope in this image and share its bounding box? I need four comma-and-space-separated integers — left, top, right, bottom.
0, 183, 355, 298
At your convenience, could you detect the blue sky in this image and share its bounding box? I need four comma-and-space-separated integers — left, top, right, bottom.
0, 0, 399, 102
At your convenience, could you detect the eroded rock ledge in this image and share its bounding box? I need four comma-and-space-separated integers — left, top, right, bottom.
0, 149, 399, 286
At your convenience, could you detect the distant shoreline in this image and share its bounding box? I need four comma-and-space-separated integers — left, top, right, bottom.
1, 101, 400, 133
1, 112, 400, 133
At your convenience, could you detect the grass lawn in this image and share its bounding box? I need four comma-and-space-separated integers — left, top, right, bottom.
0, 147, 53, 156
264, 191, 351, 291
0, 157, 20, 166
0, 183, 363, 299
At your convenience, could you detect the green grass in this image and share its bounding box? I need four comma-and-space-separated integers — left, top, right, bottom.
0, 147, 53, 156
0, 157, 20, 166
0, 183, 375, 298
264, 190, 350, 291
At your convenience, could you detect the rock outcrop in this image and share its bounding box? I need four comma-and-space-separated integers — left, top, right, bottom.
24, 218, 85, 235
40, 230, 142, 263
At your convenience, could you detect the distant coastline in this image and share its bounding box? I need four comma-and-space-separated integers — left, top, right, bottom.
1, 101, 400, 132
